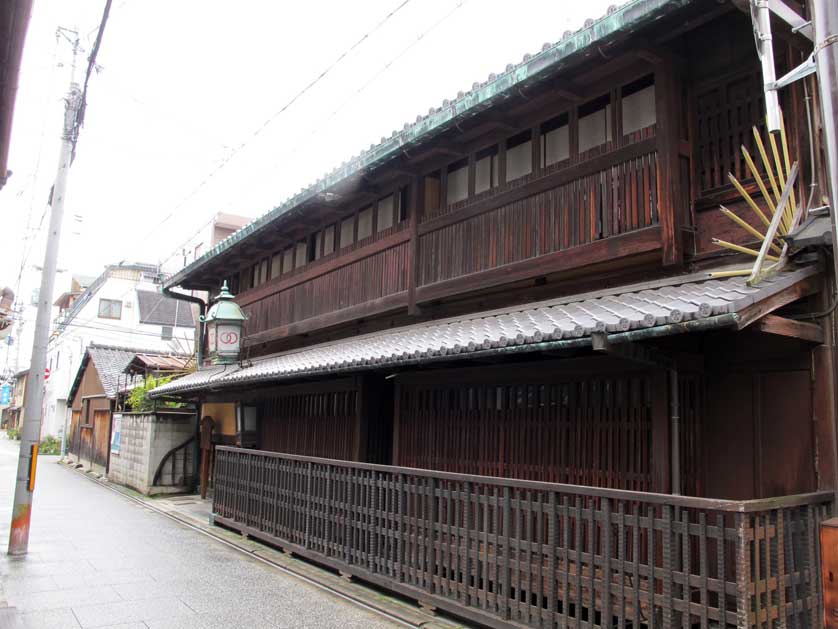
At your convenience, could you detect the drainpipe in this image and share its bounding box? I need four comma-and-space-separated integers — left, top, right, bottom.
162, 286, 205, 368
670, 367, 681, 495
811, 0, 838, 515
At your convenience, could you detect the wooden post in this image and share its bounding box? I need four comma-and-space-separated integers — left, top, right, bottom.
651, 369, 671, 493
392, 382, 401, 466
408, 175, 421, 315
200, 415, 214, 500
354, 376, 368, 463
655, 59, 684, 267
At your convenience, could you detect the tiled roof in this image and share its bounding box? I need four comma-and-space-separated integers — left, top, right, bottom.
86, 345, 142, 399
136, 290, 195, 328
149, 266, 818, 398
165, 0, 695, 290
68, 344, 190, 402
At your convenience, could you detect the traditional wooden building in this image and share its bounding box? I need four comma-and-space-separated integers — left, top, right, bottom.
152, 2, 835, 626
66, 344, 191, 474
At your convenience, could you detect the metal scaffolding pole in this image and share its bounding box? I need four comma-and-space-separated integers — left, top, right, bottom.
8, 84, 81, 555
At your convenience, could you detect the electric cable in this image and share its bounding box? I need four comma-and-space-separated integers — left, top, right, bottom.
140, 0, 413, 248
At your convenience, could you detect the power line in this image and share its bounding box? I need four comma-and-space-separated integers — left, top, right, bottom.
139, 0, 413, 247
283, 0, 469, 168
72, 0, 113, 162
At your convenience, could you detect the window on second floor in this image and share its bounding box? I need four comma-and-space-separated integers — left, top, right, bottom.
357, 206, 374, 241
161, 325, 173, 340
294, 240, 308, 269
323, 224, 335, 256
579, 94, 612, 153
98, 298, 122, 320
621, 74, 656, 135
475, 146, 499, 194
339, 216, 355, 249
270, 252, 282, 280
377, 194, 394, 231
282, 247, 294, 274
506, 131, 532, 181
424, 171, 441, 213
541, 113, 570, 167
446, 159, 469, 205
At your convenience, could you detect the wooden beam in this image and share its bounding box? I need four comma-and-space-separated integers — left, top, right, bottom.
754, 314, 824, 344
416, 226, 662, 305
244, 291, 409, 346
736, 274, 821, 329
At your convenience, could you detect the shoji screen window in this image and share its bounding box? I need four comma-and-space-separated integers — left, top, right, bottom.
475, 146, 498, 194
294, 240, 307, 269
446, 159, 469, 205
621, 75, 656, 135
578, 95, 612, 153
541, 113, 569, 167
506, 131, 532, 181
282, 247, 294, 274
377, 195, 394, 232
322, 225, 335, 256
339, 216, 355, 249
357, 206, 373, 241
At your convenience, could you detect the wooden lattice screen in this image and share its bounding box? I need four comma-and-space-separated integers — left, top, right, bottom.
397, 374, 655, 491
260, 388, 358, 461
695, 72, 766, 193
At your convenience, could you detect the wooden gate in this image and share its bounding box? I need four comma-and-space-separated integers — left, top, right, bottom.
91, 410, 110, 469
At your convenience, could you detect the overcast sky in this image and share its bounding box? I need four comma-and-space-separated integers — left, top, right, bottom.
1, 0, 617, 306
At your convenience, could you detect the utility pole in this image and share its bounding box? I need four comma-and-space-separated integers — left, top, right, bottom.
8, 83, 82, 555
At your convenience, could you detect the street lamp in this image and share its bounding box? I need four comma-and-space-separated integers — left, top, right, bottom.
200, 281, 247, 365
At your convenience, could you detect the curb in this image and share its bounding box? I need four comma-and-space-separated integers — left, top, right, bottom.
58, 460, 466, 629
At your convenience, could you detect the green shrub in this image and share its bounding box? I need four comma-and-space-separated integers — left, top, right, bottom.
39, 435, 61, 455
126, 375, 183, 412
6, 427, 20, 440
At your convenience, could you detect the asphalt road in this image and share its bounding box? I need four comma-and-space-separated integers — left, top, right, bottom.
0, 436, 400, 628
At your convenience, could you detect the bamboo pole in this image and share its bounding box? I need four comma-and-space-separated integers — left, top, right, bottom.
768, 132, 791, 234
753, 126, 782, 204
718, 206, 782, 254
742, 146, 777, 216
708, 268, 753, 278
779, 112, 798, 225
728, 174, 772, 228
711, 238, 780, 261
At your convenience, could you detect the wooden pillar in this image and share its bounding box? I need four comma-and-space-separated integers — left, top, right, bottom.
655, 59, 684, 267
391, 382, 401, 466
354, 376, 369, 463
407, 175, 421, 316
651, 369, 671, 493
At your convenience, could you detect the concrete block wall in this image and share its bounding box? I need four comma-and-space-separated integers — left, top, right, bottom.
108, 412, 196, 495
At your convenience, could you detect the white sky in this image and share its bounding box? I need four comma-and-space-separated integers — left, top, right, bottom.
1, 0, 616, 308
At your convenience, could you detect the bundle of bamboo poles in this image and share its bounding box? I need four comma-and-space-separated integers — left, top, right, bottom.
711, 109, 803, 281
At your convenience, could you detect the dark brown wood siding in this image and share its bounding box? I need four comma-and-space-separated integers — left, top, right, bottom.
259, 383, 359, 461
396, 369, 660, 492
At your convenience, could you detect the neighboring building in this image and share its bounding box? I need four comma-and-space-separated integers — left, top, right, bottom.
0, 286, 14, 340
152, 2, 833, 626
65, 344, 191, 481
1, 368, 27, 430
161, 211, 251, 301
42, 263, 195, 439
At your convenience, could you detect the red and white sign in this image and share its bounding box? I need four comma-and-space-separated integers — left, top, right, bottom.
44, 367, 51, 382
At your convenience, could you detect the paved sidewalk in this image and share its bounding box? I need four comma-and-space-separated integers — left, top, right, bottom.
0, 437, 403, 628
